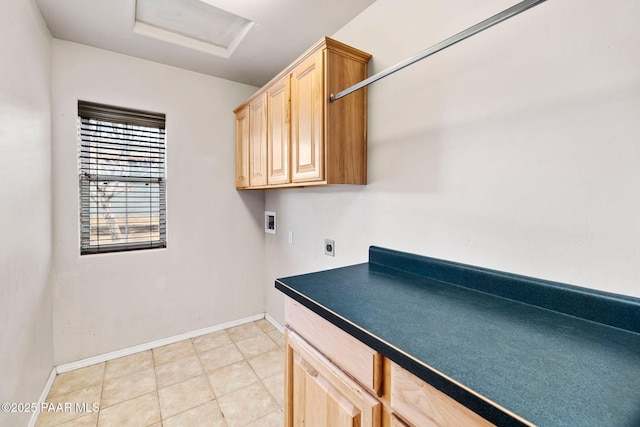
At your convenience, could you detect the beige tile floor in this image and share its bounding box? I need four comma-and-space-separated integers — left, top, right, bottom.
36, 319, 285, 427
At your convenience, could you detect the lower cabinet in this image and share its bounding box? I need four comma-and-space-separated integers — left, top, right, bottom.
390, 414, 410, 427
390, 363, 494, 427
286, 330, 381, 426
284, 297, 495, 427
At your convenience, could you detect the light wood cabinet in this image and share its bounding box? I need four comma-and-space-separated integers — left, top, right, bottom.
390, 414, 410, 427
234, 37, 371, 189
286, 330, 382, 427
390, 363, 494, 427
267, 75, 291, 185
285, 298, 382, 394
234, 104, 249, 188
284, 297, 495, 427
290, 49, 324, 183
248, 93, 268, 187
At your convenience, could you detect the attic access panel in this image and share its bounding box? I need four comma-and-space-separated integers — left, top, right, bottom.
134, 0, 254, 58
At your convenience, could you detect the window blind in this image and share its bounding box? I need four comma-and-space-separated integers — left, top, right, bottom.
78, 101, 166, 254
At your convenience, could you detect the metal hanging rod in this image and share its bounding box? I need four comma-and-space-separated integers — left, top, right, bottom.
330, 0, 547, 102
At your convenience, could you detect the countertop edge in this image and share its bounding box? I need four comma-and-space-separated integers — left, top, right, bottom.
275, 278, 533, 427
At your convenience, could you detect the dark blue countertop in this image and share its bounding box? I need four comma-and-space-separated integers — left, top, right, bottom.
275, 246, 640, 427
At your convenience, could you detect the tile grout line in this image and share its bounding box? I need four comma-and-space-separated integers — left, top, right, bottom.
154, 340, 199, 423
188, 332, 226, 425
229, 338, 278, 426
96, 362, 105, 427
253, 320, 286, 412
151, 351, 164, 425
151, 348, 165, 425
237, 324, 284, 424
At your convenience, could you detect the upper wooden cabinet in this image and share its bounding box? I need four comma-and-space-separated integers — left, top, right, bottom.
268, 75, 291, 185
234, 104, 250, 188
234, 37, 371, 189
291, 49, 324, 183
249, 93, 268, 187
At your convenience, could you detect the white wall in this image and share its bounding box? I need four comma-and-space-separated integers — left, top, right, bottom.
0, 0, 53, 425
265, 0, 640, 323
51, 41, 264, 364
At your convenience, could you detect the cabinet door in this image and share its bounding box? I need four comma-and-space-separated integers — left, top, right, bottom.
291, 50, 324, 183
249, 93, 268, 187
286, 330, 381, 427
235, 105, 250, 188
390, 414, 410, 427
268, 75, 291, 185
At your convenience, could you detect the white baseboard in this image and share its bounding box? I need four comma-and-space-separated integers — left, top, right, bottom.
265, 312, 284, 333
56, 313, 265, 374
28, 367, 57, 427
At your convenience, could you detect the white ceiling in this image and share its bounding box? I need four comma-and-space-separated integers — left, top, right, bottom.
35, 0, 377, 87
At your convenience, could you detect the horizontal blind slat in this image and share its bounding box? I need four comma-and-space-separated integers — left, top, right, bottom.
80, 135, 166, 149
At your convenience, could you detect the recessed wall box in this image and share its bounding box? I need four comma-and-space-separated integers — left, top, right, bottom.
324, 239, 335, 256
265, 211, 276, 234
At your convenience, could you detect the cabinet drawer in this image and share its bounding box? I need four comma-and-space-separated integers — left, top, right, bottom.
390, 362, 494, 427
284, 298, 382, 395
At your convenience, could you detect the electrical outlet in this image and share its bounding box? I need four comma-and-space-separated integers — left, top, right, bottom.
324, 239, 335, 256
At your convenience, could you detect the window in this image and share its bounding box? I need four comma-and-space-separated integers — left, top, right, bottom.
78, 101, 166, 254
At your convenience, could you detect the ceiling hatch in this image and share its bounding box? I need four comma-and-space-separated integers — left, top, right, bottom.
134, 0, 254, 58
